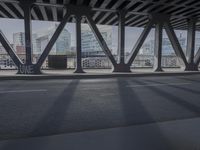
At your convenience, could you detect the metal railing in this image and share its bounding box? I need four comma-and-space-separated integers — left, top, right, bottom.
0, 54, 186, 70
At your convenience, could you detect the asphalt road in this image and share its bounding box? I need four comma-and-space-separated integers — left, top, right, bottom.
0, 75, 200, 140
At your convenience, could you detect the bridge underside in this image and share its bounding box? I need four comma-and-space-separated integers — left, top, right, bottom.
0, 0, 200, 74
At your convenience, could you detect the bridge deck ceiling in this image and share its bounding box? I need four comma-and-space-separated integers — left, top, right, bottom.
0, 0, 200, 30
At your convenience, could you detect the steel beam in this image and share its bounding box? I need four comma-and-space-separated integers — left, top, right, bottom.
85, 14, 117, 67
0, 2, 18, 18
186, 18, 196, 64
118, 10, 126, 64
21, 1, 33, 65
127, 20, 154, 66
36, 0, 48, 21
185, 18, 199, 71
164, 21, 188, 68
74, 15, 85, 73
50, 0, 57, 21
194, 47, 200, 67
12, 3, 24, 17
154, 23, 163, 72
113, 10, 131, 72
0, 10, 8, 18
35, 12, 71, 70
0, 31, 23, 67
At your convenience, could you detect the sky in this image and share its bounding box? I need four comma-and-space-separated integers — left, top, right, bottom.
0, 18, 188, 53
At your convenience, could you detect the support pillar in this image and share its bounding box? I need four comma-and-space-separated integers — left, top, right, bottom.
118, 10, 126, 64
185, 18, 198, 71
21, 0, 33, 65
74, 15, 85, 73
154, 22, 163, 72
113, 10, 131, 72
17, 0, 38, 74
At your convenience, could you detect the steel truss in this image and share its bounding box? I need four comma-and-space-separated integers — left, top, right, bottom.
0, 4, 200, 74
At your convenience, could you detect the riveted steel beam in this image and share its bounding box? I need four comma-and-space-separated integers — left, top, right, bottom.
35, 11, 71, 71
194, 47, 200, 67
74, 15, 85, 73
118, 10, 126, 64
20, 0, 34, 65
164, 21, 188, 69
127, 19, 154, 66
186, 18, 196, 64
85, 12, 117, 67
154, 22, 163, 72
0, 31, 23, 67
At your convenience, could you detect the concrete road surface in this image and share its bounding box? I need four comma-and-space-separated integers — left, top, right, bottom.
0, 75, 200, 149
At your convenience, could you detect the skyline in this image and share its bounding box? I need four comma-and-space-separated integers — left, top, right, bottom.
0, 18, 191, 53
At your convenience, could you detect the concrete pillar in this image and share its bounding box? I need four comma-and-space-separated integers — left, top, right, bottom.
154, 23, 163, 72
74, 15, 85, 73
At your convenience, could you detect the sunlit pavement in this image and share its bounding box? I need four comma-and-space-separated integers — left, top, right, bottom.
0, 68, 199, 80
0, 75, 200, 149
0, 68, 184, 75
0, 118, 200, 150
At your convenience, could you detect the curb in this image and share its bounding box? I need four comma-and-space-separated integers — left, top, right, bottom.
0, 71, 200, 80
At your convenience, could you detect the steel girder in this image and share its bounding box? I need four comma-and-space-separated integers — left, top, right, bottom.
0, 5, 200, 74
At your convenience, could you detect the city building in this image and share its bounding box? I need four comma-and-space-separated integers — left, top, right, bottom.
195, 32, 200, 53
13, 32, 25, 54
139, 33, 186, 56
81, 24, 112, 57
32, 24, 71, 55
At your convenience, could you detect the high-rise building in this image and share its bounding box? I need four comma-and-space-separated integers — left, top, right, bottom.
140, 34, 186, 55
81, 24, 112, 57
13, 32, 25, 53
195, 32, 200, 53
32, 24, 71, 55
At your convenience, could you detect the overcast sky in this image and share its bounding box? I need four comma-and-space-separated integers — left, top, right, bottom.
0, 18, 187, 53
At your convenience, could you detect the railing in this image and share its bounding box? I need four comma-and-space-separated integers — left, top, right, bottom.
0, 54, 197, 70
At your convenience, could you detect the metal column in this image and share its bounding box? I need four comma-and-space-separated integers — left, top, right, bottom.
154, 23, 163, 72
185, 18, 198, 71
21, 0, 33, 65
113, 10, 130, 72
118, 10, 125, 64
74, 15, 84, 73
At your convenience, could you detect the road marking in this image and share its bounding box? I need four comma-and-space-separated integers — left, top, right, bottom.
0, 89, 47, 94
100, 93, 116, 97
126, 82, 191, 88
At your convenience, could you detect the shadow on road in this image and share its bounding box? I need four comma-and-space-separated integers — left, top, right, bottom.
117, 78, 172, 150
0, 80, 80, 150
